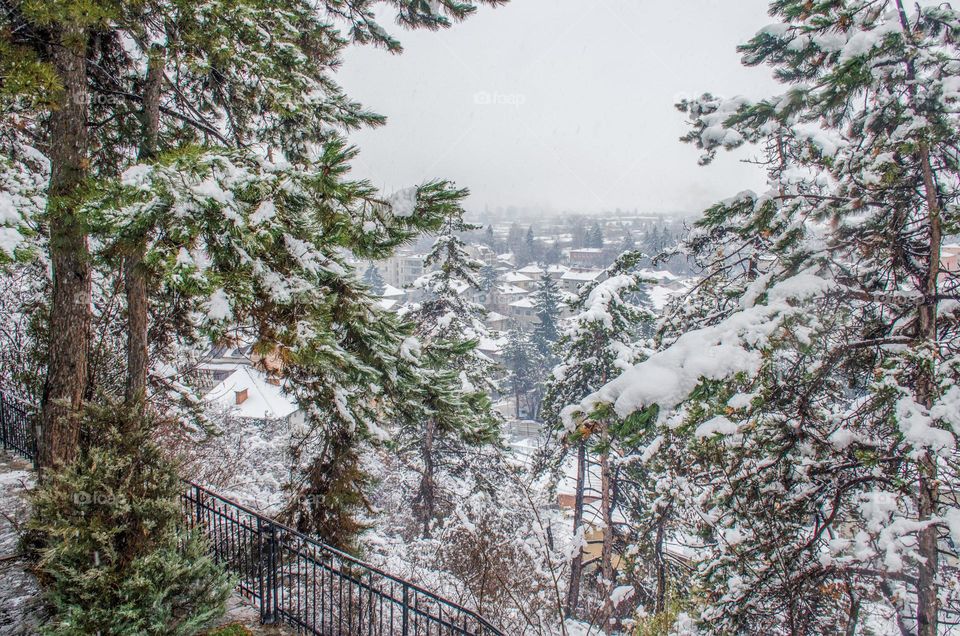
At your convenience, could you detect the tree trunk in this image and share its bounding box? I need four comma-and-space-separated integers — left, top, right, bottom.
416, 417, 437, 538
124, 45, 164, 404
514, 383, 521, 419
890, 7, 942, 630
40, 24, 91, 471
845, 584, 860, 636
599, 423, 615, 632
914, 143, 942, 636
654, 513, 667, 613
564, 440, 586, 617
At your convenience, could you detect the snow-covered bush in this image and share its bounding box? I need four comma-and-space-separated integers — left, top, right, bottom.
24, 403, 233, 635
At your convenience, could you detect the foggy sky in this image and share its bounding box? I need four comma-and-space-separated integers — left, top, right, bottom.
337, 0, 781, 216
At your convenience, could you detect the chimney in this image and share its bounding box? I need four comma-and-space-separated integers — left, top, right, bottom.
235, 388, 248, 405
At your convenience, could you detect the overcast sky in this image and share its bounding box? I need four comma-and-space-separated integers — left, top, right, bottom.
337, 0, 781, 216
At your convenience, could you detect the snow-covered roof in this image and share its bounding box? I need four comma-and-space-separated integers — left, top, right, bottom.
561, 269, 603, 281
570, 248, 602, 253
486, 311, 508, 322
451, 280, 471, 295
204, 366, 298, 420
378, 298, 398, 311
502, 272, 533, 283
509, 298, 535, 309
517, 264, 545, 275
638, 268, 680, 282
381, 284, 405, 297
497, 284, 528, 295
546, 264, 570, 273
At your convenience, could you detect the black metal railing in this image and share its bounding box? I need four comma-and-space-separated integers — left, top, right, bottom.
0, 391, 36, 461
183, 483, 503, 635
0, 391, 503, 636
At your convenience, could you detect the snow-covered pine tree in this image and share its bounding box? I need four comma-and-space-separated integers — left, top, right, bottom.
4, 0, 508, 547
479, 264, 498, 292
642, 226, 661, 258
531, 272, 563, 361
587, 222, 605, 249
94, 151, 476, 548
0, 0, 506, 464
363, 264, 387, 296
502, 326, 539, 420
569, 3, 960, 634
484, 224, 496, 248
540, 251, 653, 623
525, 225, 539, 264
400, 194, 502, 537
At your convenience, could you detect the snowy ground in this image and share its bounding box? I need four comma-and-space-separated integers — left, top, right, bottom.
0, 453, 45, 636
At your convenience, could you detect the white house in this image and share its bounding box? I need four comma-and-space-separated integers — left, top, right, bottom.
204, 366, 302, 426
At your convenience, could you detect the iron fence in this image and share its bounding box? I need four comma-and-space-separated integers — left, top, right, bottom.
0, 391, 503, 636
0, 392, 36, 461
183, 483, 503, 635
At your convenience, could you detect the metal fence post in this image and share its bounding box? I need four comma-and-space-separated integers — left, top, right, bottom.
0, 391, 7, 451
401, 583, 410, 636
193, 484, 203, 530
262, 520, 278, 625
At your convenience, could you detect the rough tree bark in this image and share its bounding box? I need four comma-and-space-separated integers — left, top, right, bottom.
564, 439, 586, 617
40, 24, 92, 471
599, 422, 615, 632
654, 504, 669, 613
914, 142, 942, 636
124, 45, 164, 404
416, 417, 437, 538
892, 6, 941, 632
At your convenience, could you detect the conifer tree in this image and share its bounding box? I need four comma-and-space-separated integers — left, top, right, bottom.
541, 251, 653, 622
484, 224, 496, 248
363, 264, 387, 296
570, 4, 960, 634
525, 225, 539, 263
0, 0, 507, 465
587, 222, 605, 249
502, 326, 537, 420
479, 264, 498, 292
531, 273, 563, 360
401, 195, 502, 536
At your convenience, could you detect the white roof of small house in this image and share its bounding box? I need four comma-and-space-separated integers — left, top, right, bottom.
497, 284, 528, 296
381, 284, 406, 298
517, 264, 545, 275
477, 335, 507, 353
561, 269, 603, 282
510, 298, 536, 309
204, 366, 298, 420
502, 272, 533, 283
637, 268, 680, 282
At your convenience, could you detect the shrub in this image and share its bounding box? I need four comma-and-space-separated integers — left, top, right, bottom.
25, 402, 233, 635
